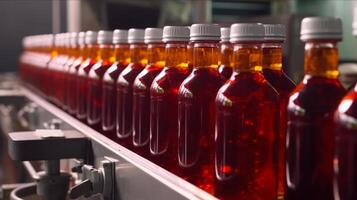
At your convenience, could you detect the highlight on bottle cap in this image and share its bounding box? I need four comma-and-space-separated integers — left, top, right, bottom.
113, 29, 128, 44
128, 28, 145, 44
162, 26, 190, 42
69, 32, 78, 46
97, 30, 114, 44
190, 24, 221, 41
145, 28, 163, 43
263, 24, 285, 42
230, 23, 264, 42
300, 16, 342, 41
54, 33, 62, 46
78, 32, 86, 45
353, 7, 357, 36
85, 31, 98, 45
220, 27, 230, 42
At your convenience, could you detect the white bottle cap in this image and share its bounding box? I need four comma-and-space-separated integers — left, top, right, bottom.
113, 29, 128, 44
300, 17, 342, 41
263, 24, 285, 42
85, 31, 98, 45
163, 26, 190, 42
78, 32, 86, 45
128, 28, 145, 44
220, 27, 230, 42
353, 7, 357, 36
54, 33, 62, 46
145, 28, 163, 43
230, 23, 264, 42
190, 24, 220, 41
69, 32, 78, 46
97, 30, 113, 44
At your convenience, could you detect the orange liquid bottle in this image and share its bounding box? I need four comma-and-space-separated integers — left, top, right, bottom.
177, 24, 223, 194
334, 10, 357, 200
63, 32, 79, 110
116, 29, 147, 148
47, 33, 61, 103
57, 33, 70, 107
102, 30, 130, 140
76, 31, 98, 121
67, 32, 86, 115
41, 34, 55, 95
286, 17, 346, 200
218, 27, 233, 80
133, 28, 165, 157
87, 31, 114, 130
215, 23, 279, 200
150, 26, 191, 173
261, 24, 296, 199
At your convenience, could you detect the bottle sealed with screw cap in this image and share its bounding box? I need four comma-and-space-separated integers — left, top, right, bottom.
76, 31, 99, 121
116, 28, 147, 148
287, 17, 345, 200
215, 23, 279, 200
218, 27, 233, 80
87, 31, 114, 130
150, 26, 191, 174
261, 23, 296, 200
178, 23, 223, 194
334, 9, 357, 200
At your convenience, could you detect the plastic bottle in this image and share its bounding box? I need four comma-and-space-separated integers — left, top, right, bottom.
133, 28, 165, 156
286, 17, 346, 200
87, 30, 114, 130
116, 29, 147, 148
150, 26, 190, 173
102, 30, 129, 140
177, 24, 223, 194
218, 27, 233, 80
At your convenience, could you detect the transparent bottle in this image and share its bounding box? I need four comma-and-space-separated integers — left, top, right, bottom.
150, 26, 190, 173
218, 27, 233, 80
177, 24, 223, 194
286, 17, 346, 200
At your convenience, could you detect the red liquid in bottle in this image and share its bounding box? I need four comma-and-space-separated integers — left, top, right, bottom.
178, 40, 223, 194
286, 41, 345, 200
76, 44, 99, 121
133, 42, 165, 157
87, 44, 114, 130
215, 43, 279, 200
334, 85, 357, 200
150, 41, 191, 173
218, 41, 233, 80
102, 43, 130, 139
262, 43, 295, 199
116, 43, 147, 148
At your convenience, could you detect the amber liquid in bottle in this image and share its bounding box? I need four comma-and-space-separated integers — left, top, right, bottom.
63, 43, 79, 110
286, 41, 346, 200
102, 44, 130, 140
150, 41, 191, 173
262, 43, 295, 199
45, 42, 58, 100
47, 44, 61, 104
56, 44, 70, 107
76, 44, 99, 121
218, 41, 233, 80
132, 43, 165, 157
178, 41, 223, 194
215, 43, 279, 200
334, 85, 357, 200
67, 43, 87, 115
87, 44, 114, 130
116, 43, 147, 148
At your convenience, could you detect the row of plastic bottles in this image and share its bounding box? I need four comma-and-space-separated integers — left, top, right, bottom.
18, 16, 356, 200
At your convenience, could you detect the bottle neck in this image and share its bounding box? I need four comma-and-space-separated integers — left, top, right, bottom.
262, 42, 282, 71
165, 42, 189, 69
87, 44, 99, 60
304, 41, 339, 78
147, 43, 165, 67
114, 43, 130, 65
97, 44, 114, 62
192, 41, 220, 69
220, 41, 233, 67
70, 45, 79, 58
130, 43, 147, 65
232, 42, 262, 72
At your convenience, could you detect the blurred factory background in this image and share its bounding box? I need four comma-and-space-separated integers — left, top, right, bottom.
1, 0, 357, 82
